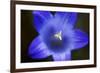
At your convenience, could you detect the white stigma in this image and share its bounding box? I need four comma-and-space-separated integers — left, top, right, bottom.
54, 31, 62, 40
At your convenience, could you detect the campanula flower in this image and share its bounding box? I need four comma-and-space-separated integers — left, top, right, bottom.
28, 11, 88, 61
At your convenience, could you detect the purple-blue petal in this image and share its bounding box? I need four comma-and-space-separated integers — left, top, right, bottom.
71, 29, 89, 50
28, 36, 51, 59
32, 11, 53, 32
52, 51, 71, 61
55, 12, 77, 28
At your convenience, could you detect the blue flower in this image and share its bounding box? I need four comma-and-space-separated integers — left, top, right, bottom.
28, 11, 89, 61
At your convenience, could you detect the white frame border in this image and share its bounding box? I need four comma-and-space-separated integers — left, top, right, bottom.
15, 4, 94, 69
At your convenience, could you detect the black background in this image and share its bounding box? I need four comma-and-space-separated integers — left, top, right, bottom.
21, 10, 89, 63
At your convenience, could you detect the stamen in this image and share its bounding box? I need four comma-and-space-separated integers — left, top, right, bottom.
54, 31, 62, 40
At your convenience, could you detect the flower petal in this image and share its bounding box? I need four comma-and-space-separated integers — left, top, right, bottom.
52, 52, 71, 61
55, 12, 77, 28
71, 29, 89, 50
33, 11, 53, 32
28, 36, 51, 59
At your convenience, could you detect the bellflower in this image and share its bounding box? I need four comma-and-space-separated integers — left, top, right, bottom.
28, 11, 89, 61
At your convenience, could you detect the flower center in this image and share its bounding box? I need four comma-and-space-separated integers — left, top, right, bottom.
42, 28, 70, 53
54, 31, 62, 40
50, 31, 63, 47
